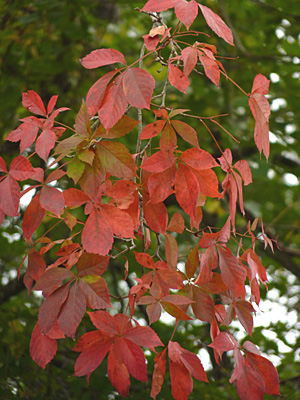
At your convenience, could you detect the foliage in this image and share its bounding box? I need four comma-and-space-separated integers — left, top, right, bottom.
1, 0, 300, 399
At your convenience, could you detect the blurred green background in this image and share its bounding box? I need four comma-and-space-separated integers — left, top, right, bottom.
0, 0, 300, 398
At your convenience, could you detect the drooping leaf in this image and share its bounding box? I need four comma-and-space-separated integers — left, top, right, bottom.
218, 246, 246, 298
175, 0, 198, 30
22, 193, 45, 240
30, 324, 57, 369
36, 129, 57, 162
181, 47, 198, 77
168, 64, 190, 93
81, 48, 126, 69
175, 163, 199, 218
198, 4, 234, 45
148, 164, 176, 203
150, 349, 167, 399
0, 175, 20, 216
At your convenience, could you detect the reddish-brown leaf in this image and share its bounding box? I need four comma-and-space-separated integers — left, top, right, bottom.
168, 64, 190, 93
96, 141, 136, 179
144, 199, 168, 234
0, 175, 20, 216
171, 120, 199, 147
175, 163, 199, 218
36, 129, 57, 162
24, 249, 46, 293
78, 278, 111, 309
185, 246, 199, 279
22, 193, 45, 240
64, 188, 90, 208
107, 342, 130, 397
218, 246, 246, 298
192, 168, 220, 197
148, 164, 176, 203
167, 212, 185, 233
161, 301, 192, 320
198, 51, 220, 86
235, 300, 255, 336
198, 4, 234, 45
165, 233, 178, 270
195, 246, 218, 285
82, 207, 113, 255
123, 67, 155, 109
94, 115, 139, 139
77, 252, 109, 277
150, 349, 167, 399
134, 251, 155, 269
101, 204, 135, 238
58, 281, 86, 338
192, 286, 215, 323
30, 324, 57, 369
81, 48, 126, 69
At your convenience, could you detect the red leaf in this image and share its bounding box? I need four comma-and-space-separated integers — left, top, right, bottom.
234, 160, 252, 185
249, 93, 270, 160
235, 359, 265, 400
22, 193, 45, 240
58, 281, 86, 338
168, 64, 190, 93
74, 332, 113, 380
38, 282, 71, 333
195, 246, 218, 285
146, 302, 162, 324
144, 199, 168, 234
107, 342, 130, 397
192, 286, 215, 323
235, 300, 255, 336
209, 331, 238, 353
171, 120, 199, 147
161, 301, 192, 320
135, 251, 155, 269
81, 48, 126, 69
175, 163, 199, 218
82, 207, 113, 255
175, 0, 198, 30
143, 33, 160, 51
198, 50, 220, 86
198, 4, 234, 45
9, 156, 34, 181
30, 324, 57, 369
35, 267, 73, 296
98, 73, 128, 130
36, 129, 57, 161
86, 70, 118, 117
124, 325, 164, 351
142, 0, 175, 12
24, 249, 46, 293
6, 122, 39, 153
95, 115, 139, 139
244, 351, 280, 396
45, 168, 67, 184
79, 277, 111, 309
168, 341, 207, 400
0, 175, 20, 216
101, 204, 134, 238
181, 47, 198, 77
251, 73, 270, 95
218, 246, 246, 298
180, 148, 218, 170
148, 164, 176, 203
106, 179, 137, 199
118, 337, 148, 382
192, 168, 220, 197
123, 68, 155, 109
96, 141, 136, 179
141, 150, 175, 173
22, 90, 46, 116
47, 95, 58, 115
64, 188, 90, 207
160, 123, 177, 154
140, 120, 166, 140
150, 349, 167, 399
40, 186, 65, 216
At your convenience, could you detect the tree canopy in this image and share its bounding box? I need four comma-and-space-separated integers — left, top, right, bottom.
0, 1, 300, 399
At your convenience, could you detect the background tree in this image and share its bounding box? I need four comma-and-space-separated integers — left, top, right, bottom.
0, 0, 299, 399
